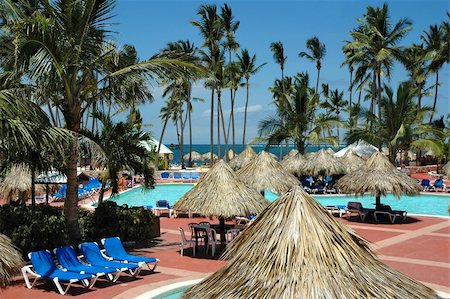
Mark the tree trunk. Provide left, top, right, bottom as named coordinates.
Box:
left=64, top=135, right=81, bottom=243
left=179, top=110, right=185, bottom=169
left=217, top=87, right=221, bottom=160
left=429, top=70, right=439, bottom=123
left=355, top=89, right=362, bottom=128
left=218, top=89, right=229, bottom=162
left=232, top=88, right=236, bottom=156
left=242, top=78, right=250, bottom=145
left=47, top=101, right=58, bottom=127
left=188, top=99, right=193, bottom=167
left=30, top=164, right=36, bottom=207
left=296, top=139, right=305, bottom=155
left=98, top=181, right=106, bottom=204
left=348, top=67, right=353, bottom=132
left=210, top=87, right=215, bottom=165
left=157, top=117, right=169, bottom=156
left=370, top=67, right=377, bottom=131
left=315, top=66, right=320, bottom=94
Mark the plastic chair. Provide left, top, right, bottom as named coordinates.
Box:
left=205, top=228, right=221, bottom=256
left=225, top=229, right=240, bottom=245
left=178, top=227, right=196, bottom=256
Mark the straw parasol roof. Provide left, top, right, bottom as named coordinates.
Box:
left=183, top=151, right=203, bottom=161
left=340, top=150, right=365, bottom=173
left=442, top=161, right=450, bottom=176
left=173, top=160, right=269, bottom=218
left=223, top=149, right=235, bottom=160
left=0, top=234, right=24, bottom=287
left=228, top=146, right=257, bottom=170
left=298, top=149, right=346, bottom=177
left=337, top=152, right=421, bottom=208
left=201, top=152, right=218, bottom=160
left=0, top=164, right=31, bottom=203
left=326, top=148, right=335, bottom=155
left=182, top=186, right=436, bottom=299
left=236, top=151, right=298, bottom=195
left=281, top=153, right=307, bottom=175
left=287, top=149, right=299, bottom=157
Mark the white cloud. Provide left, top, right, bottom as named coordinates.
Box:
left=234, top=104, right=264, bottom=113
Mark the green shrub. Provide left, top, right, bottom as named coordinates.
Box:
left=0, top=201, right=157, bottom=255
left=0, top=204, right=68, bottom=255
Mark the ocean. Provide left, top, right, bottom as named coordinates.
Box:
left=166, top=144, right=345, bottom=164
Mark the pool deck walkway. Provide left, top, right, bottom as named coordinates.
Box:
left=2, top=214, right=449, bottom=298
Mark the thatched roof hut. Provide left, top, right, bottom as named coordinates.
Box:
left=183, top=151, right=203, bottom=161
left=0, top=234, right=24, bottom=287
left=281, top=153, right=306, bottom=175
left=182, top=186, right=436, bottom=299
left=173, top=160, right=269, bottom=218
left=236, top=151, right=298, bottom=195
left=298, top=149, right=346, bottom=177
left=0, top=164, right=31, bottom=203
left=340, top=150, right=365, bottom=173
left=228, top=146, right=257, bottom=170
left=337, top=152, right=421, bottom=209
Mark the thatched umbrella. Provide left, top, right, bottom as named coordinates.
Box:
left=236, top=151, right=298, bottom=195
left=326, top=148, right=335, bottom=155
left=223, top=149, right=235, bottom=160
left=183, top=151, right=203, bottom=161
left=442, top=161, right=450, bottom=177
left=340, top=150, right=365, bottom=173
left=337, top=152, right=421, bottom=209
left=287, top=149, right=299, bottom=158
left=298, top=149, right=346, bottom=177
left=281, top=153, right=306, bottom=175
left=228, top=146, right=256, bottom=170
left=201, top=152, right=218, bottom=161
left=0, top=164, right=31, bottom=203
left=182, top=186, right=436, bottom=299
left=0, top=234, right=24, bottom=287
left=173, top=160, right=269, bottom=231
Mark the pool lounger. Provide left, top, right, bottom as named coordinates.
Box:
left=22, top=250, right=96, bottom=295
left=101, top=237, right=159, bottom=272
left=54, top=246, right=122, bottom=282
left=79, top=242, right=142, bottom=277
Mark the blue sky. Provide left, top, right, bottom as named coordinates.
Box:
left=113, top=0, right=449, bottom=144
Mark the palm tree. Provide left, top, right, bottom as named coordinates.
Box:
left=259, top=73, right=338, bottom=154
left=347, top=82, right=443, bottom=164
left=81, top=111, right=154, bottom=204
left=7, top=0, right=199, bottom=241
left=237, top=49, right=266, bottom=146
left=347, top=4, right=411, bottom=131
left=192, top=4, right=224, bottom=164
left=398, top=44, right=430, bottom=114
left=270, top=41, right=288, bottom=156
left=323, top=89, right=348, bottom=141
left=220, top=4, right=240, bottom=158
left=224, top=61, right=243, bottom=155
left=421, top=24, right=448, bottom=123
left=299, top=36, right=326, bottom=93
left=342, top=46, right=356, bottom=131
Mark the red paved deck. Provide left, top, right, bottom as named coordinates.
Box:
left=1, top=214, right=449, bottom=298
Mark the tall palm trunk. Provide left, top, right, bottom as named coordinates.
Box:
left=188, top=101, right=193, bottom=167
left=47, top=101, right=57, bottom=127
left=348, top=67, right=353, bottom=132
left=315, top=65, right=320, bottom=94
left=377, top=67, right=383, bottom=150
left=64, top=124, right=81, bottom=243
left=429, top=71, right=439, bottom=123
left=157, top=117, right=169, bottom=156
left=217, top=87, right=221, bottom=159
left=98, top=181, right=106, bottom=204
left=355, top=88, right=362, bottom=128
left=218, top=89, right=229, bottom=161
left=281, top=66, right=287, bottom=158
left=210, top=86, right=215, bottom=165
left=242, top=78, right=250, bottom=145
left=30, top=163, right=36, bottom=207
left=179, top=110, right=185, bottom=169
left=370, top=65, right=377, bottom=130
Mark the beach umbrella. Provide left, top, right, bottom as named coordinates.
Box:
left=183, top=151, right=203, bottom=161
left=442, top=161, right=450, bottom=177
left=173, top=160, right=269, bottom=219
left=339, top=150, right=365, bottom=173
left=228, top=146, right=256, bottom=170
left=281, top=153, right=307, bottom=175
left=0, top=164, right=32, bottom=203
left=286, top=149, right=299, bottom=158
left=182, top=186, right=436, bottom=299
left=223, top=149, right=235, bottom=160
left=298, top=149, right=346, bottom=177
left=335, top=139, right=378, bottom=158
left=337, top=151, right=421, bottom=209
left=201, top=152, right=218, bottom=160
left=326, top=148, right=335, bottom=155
left=0, top=234, right=24, bottom=287
left=236, top=151, right=298, bottom=195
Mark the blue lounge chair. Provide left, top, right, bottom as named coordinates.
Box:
left=181, top=172, right=191, bottom=182
left=191, top=172, right=200, bottom=181
left=160, top=172, right=170, bottom=181
left=101, top=237, right=159, bottom=272
left=54, top=246, right=121, bottom=282
left=421, top=179, right=431, bottom=191
left=79, top=242, right=141, bottom=277
left=429, top=178, right=445, bottom=192
left=22, top=250, right=96, bottom=295
left=173, top=172, right=182, bottom=182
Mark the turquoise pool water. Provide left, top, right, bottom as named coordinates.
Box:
left=151, top=286, right=188, bottom=299
left=103, top=184, right=450, bottom=217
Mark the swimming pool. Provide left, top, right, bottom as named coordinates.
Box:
left=103, top=184, right=450, bottom=217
